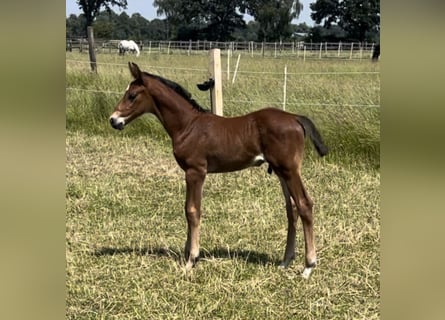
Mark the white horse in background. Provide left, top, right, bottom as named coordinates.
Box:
left=118, top=40, right=140, bottom=57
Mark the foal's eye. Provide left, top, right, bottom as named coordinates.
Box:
left=128, top=92, right=137, bottom=101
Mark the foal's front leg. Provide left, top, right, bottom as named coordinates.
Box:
left=184, top=168, right=206, bottom=271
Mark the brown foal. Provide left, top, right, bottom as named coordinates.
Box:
left=110, top=62, right=328, bottom=278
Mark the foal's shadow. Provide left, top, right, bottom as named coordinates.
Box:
left=93, top=246, right=277, bottom=266
left=201, top=248, right=276, bottom=266
left=93, top=246, right=181, bottom=262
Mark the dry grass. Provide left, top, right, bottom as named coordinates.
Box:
left=66, top=52, right=379, bottom=319
left=66, top=133, right=379, bottom=319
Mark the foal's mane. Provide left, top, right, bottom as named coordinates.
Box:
left=144, top=72, right=209, bottom=113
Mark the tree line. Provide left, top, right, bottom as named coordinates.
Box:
left=67, top=0, right=379, bottom=43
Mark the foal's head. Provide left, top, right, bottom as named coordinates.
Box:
left=109, top=62, right=156, bottom=130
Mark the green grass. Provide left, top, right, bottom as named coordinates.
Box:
left=66, top=52, right=380, bottom=319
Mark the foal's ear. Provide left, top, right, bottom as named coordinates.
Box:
left=128, top=62, right=142, bottom=80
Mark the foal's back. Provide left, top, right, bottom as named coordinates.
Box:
left=181, top=107, right=305, bottom=173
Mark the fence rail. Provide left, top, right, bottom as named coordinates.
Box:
left=66, top=39, right=376, bottom=60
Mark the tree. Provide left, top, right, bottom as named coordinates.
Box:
left=153, top=0, right=202, bottom=39
left=154, top=0, right=245, bottom=41
left=310, top=0, right=379, bottom=42
left=310, top=0, right=341, bottom=28
left=76, top=0, right=128, bottom=71
left=115, top=12, right=132, bottom=39
left=66, top=10, right=172, bottom=41
left=240, top=0, right=303, bottom=41
left=202, top=1, right=246, bottom=41
left=94, top=11, right=117, bottom=39
left=154, top=0, right=303, bottom=41
left=307, top=24, right=346, bottom=42
left=294, top=22, right=311, bottom=34
left=76, top=0, right=128, bottom=28
left=232, top=20, right=260, bottom=41
left=341, top=0, right=379, bottom=42
left=128, top=13, right=151, bottom=40
left=66, top=14, right=86, bottom=38
left=148, top=19, right=170, bottom=40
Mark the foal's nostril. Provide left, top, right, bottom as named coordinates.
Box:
left=110, top=117, right=124, bottom=130
left=110, top=117, right=119, bottom=129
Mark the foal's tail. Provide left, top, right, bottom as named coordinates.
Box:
left=296, top=115, right=329, bottom=157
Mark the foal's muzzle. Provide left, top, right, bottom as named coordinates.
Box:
left=109, top=117, right=125, bottom=130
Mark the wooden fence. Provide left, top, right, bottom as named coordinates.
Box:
left=66, top=39, right=376, bottom=60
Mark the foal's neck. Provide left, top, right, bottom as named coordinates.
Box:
left=151, top=86, right=198, bottom=140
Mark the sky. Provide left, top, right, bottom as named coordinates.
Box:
left=66, top=0, right=316, bottom=26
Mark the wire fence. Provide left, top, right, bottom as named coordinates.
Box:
left=65, top=59, right=379, bottom=77
left=66, top=59, right=380, bottom=110
left=65, top=87, right=380, bottom=109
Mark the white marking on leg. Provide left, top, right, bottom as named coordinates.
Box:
left=252, top=153, right=265, bottom=166
left=185, top=261, right=194, bottom=272
left=302, top=258, right=316, bottom=279
left=302, top=267, right=314, bottom=279
left=254, top=154, right=264, bottom=162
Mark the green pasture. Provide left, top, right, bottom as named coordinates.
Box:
left=66, top=51, right=380, bottom=319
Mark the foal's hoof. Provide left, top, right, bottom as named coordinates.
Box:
left=278, top=256, right=294, bottom=269
left=185, top=261, right=194, bottom=272
left=184, top=255, right=199, bottom=272
left=302, top=266, right=314, bottom=279
left=302, top=260, right=317, bottom=279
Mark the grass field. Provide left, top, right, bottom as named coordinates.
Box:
left=66, top=51, right=380, bottom=319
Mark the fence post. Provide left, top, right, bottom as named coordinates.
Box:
left=350, top=42, right=354, bottom=59
left=227, top=49, right=231, bottom=81
left=87, top=27, right=97, bottom=73
left=209, top=49, right=223, bottom=116
left=283, top=65, right=287, bottom=111
left=232, top=54, right=241, bottom=84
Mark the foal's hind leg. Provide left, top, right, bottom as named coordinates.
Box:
left=278, top=177, right=299, bottom=268
left=184, top=168, right=206, bottom=271
left=283, top=171, right=317, bottom=278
